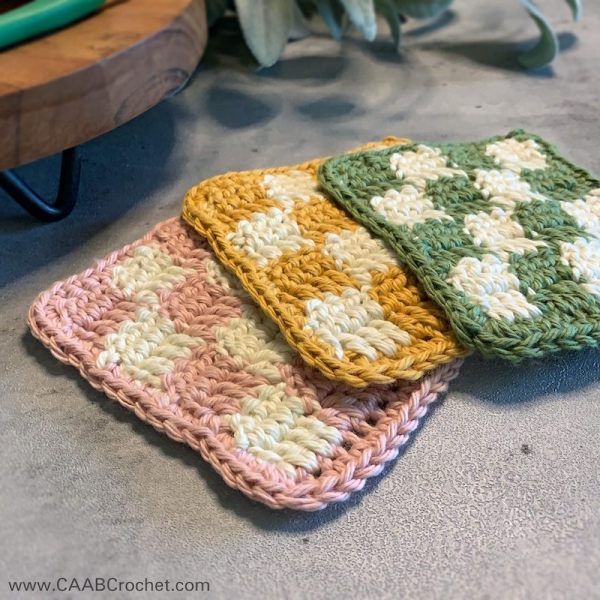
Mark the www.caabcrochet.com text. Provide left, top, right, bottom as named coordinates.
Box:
left=7, top=577, right=210, bottom=594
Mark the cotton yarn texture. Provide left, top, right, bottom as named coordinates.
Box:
left=28, top=218, right=463, bottom=511
left=319, top=130, right=600, bottom=361
left=182, top=141, right=466, bottom=388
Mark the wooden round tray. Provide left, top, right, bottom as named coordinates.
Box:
left=0, top=0, right=207, bottom=170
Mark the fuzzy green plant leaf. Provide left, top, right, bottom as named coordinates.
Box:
left=340, top=0, right=377, bottom=41
left=394, top=0, right=452, bottom=19
left=290, top=2, right=312, bottom=39
left=565, top=0, right=582, bottom=20
left=206, top=0, right=229, bottom=27
left=518, top=0, right=558, bottom=69
left=314, top=0, right=345, bottom=40
left=375, top=0, right=401, bottom=50
left=234, top=0, right=294, bottom=67
left=208, top=0, right=582, bottom=70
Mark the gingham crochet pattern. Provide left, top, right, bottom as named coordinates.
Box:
left=28, top=218, right=463, bottom=511
left=182, top=140, right=466, bottom=388
left=318, top=130, right=600, bottom=361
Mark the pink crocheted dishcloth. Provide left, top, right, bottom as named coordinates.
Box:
left=28, top=218, right=462, bottom=510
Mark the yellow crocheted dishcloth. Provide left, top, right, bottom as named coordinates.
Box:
left=182, top=140, right=467, bottom=387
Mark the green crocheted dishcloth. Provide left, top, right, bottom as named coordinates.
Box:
left=318, top=130, right=600, bottom=361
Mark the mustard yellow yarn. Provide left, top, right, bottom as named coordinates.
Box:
left=182, top=140, right=467, bottom=387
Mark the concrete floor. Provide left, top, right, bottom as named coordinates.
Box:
left=1, top=1, right=599, bottom=598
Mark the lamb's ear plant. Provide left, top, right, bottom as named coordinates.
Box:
left=206, top=0, right=582, bottom=69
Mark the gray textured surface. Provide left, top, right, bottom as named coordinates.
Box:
left=1, top=1, right=599, bottom=598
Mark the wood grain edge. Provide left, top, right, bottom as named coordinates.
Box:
left=0, top=0, right=207, bottom=170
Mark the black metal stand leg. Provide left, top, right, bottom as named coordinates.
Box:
left=0, top=147, right=81, bottom=222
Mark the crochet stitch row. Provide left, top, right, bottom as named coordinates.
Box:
left=318, top=130, right=600, bottom=361
left=28, top=218, right=463, bottom=511
left=182, top=140, right=466, bottom=388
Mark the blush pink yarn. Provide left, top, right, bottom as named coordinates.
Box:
left=28, top=218, right=462, bottom=511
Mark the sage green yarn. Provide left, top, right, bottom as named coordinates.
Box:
left=318, top=130, right=600, bottom=361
